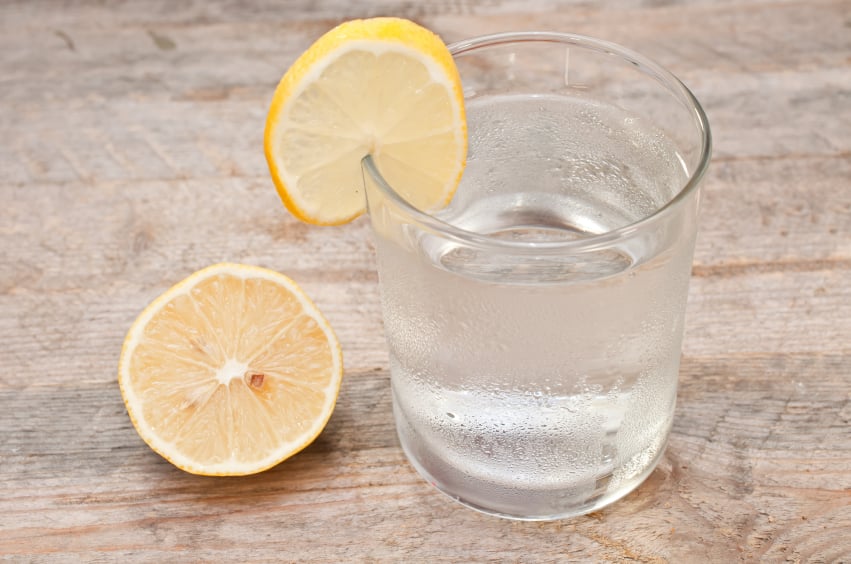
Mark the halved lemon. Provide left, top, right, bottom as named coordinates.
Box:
left=264, top=17, right=467, bottom=225
left=118, top=263, right=343, bottom=476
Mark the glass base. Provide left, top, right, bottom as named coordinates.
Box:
left=395, top=412, right=668, bottom=521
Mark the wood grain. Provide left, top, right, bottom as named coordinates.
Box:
left=1, top=0, right=849, bottom=562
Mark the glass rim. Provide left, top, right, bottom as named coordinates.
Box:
left=363, top=30, right=712, bottom=253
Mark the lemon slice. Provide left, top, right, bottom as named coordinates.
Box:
left=264, top=17, right=467, bottom=225
left=118, top=263, right=343, bottom=476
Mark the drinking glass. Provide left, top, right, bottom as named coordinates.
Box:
left=362, top=32, right=711, bottom=520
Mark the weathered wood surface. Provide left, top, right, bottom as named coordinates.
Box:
left=1, top=0, right=849, bottom=561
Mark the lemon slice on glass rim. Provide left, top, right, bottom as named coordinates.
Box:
left=264, top=17, right=467, bottom=225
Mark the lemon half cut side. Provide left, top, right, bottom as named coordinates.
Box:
left=118, top=263, right=343, bottom=476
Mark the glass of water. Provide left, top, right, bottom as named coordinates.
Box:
left=362, top=32, right=711, bottom=520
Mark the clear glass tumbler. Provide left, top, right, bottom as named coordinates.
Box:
left=363, top=32, right=711, bottom=520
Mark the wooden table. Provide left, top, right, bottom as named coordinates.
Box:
left=2, top=1, right=849, bottom=561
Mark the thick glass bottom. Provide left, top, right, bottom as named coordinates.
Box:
left=394, top=399, right=669, bottom=521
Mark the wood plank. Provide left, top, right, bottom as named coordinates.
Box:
left=1, top=0, right=830, bottom=30
left=3, top=264, right=848, bottom=388
left=3, top=154, right=848, bottom=388
left=1, top=3, right=848, bottom=173
left=3, top=155, right=848, bottom=287
left=4, top=77, right=848, bottom=186
left=1, top=353, right=848, bottom=561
